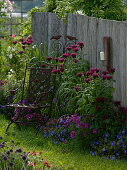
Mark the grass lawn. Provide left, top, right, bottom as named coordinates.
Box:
left=0, top=113, right=127, bottom=170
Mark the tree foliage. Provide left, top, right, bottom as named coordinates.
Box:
left=42, top=0, right=127, bottom=21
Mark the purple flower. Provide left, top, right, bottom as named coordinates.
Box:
left=70, top=130, right=76, bottom=138
left=18, top=51, right=24, bottom=54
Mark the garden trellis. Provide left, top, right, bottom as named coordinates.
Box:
left=0, top=0, right=33, bottom=37
left=32, top=12, right=127, bottom=107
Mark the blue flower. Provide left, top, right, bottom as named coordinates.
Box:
left=123, top=150, right=127, bottom=154
left=122, top=144, right=126, bottom=148
left=116, top=135, right=122, bottom=140
left=50, top=130, right=55, bottom=136
left=54, top=140, right=59, bottom=144
left=110, top=141, right=115, bottom=146
left=104, top=134, right=109, bottom=138
left=90, top=151, right=95, bottom=156
left=111, top=156, right=116, bottom=160
left=115, top=153, right=119, bottom=156
left=94, top=141, right=100, bottom=145
left=104, top=138, right=108, bottom=142
left=60, top=138, right=65, bottom=142
left=121, top=129, right=126, bottom=135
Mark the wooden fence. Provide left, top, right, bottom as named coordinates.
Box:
left=32, top=12, right=127, bottom=106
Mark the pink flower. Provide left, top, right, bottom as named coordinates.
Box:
left=71, top=53, right=77, bottom=57
left=76, top=72, right=83, bottom=77
left=84, top=78, right=91, bottom=83
left=70, top=130, right=76, bottom=138
left=59, top=58, right=65, bottom=63
left=66, top=47, right=72, bottom=50
left=78, top=123, right=89, bottom=129
left=46, top=57, right=53, bottom=61
left=77, top=41, right=84, bottom=48
left=11, top=34, right=16, bottom=38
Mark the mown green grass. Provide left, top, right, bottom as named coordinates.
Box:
left=0, top=113, right=127, bottom=170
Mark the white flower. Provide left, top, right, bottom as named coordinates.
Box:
left=7, top=46, right=11, bottom=51
left=9, top=54, right=13, bottom=59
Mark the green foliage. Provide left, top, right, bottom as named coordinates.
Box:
left=42, top=0, right=127, bottom=21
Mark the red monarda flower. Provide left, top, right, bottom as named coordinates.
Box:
left=20, top=38, right=24, bottom=41
left=62, top=53, right=70, bottom=58
left=12, top=41, right=17, bottom=45
left=59, top=64, right=63, bottom=67
left=77, top=41, right=84, bottom=48
left=73, top=48, right=79, bottom=52
left=102, top=71, right=109, bottom=75
left=22, top=46, right=25, bottom=49
left=76, top=72, right=83, bottom=77
left=92, top=73, right=99, bottom=78
left=85, top=70, right=94, bottom=76
left=108, top=68, right=115, bottom=73
left=40, top=64, right=47, bottom=68
left=66, top=47, right=72, bottom=50
left=54, top=58, right=59, bottom=62
left=96, top=97, right=105, bottom=102
left=90, top=68, right=100, bottom=72
left=71, top=44, right=78, bottom=48
left=21, top=41, right=27, bottom=45
left=46, top=57, right=53, bottom=61
left=84, top=78, right=91, bottom=83
left=71, top=53, right=77, bottom=57
left=59, top=68, right=64, bottom=72
left=73, top=86, right=80, bottom=91
left=102, top=75, right=107, bottom=80
left=73, top=59, right=79, bottom=63
left=51, top=69, right=59, bottom=74
left=106, top=75, right=112, bottom=80
left=59, top=58, right=65, bottom=63
left=114, top=101, right=121, bottom=105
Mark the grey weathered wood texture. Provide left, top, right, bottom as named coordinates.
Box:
left=32, top=12, right=127, bottom=106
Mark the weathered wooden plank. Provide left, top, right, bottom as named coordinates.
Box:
left=32, top=12, right=48, bottom=46
left=76, top=14, right=89, bottom=61
left=47, top=13, right=67, bottom=54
